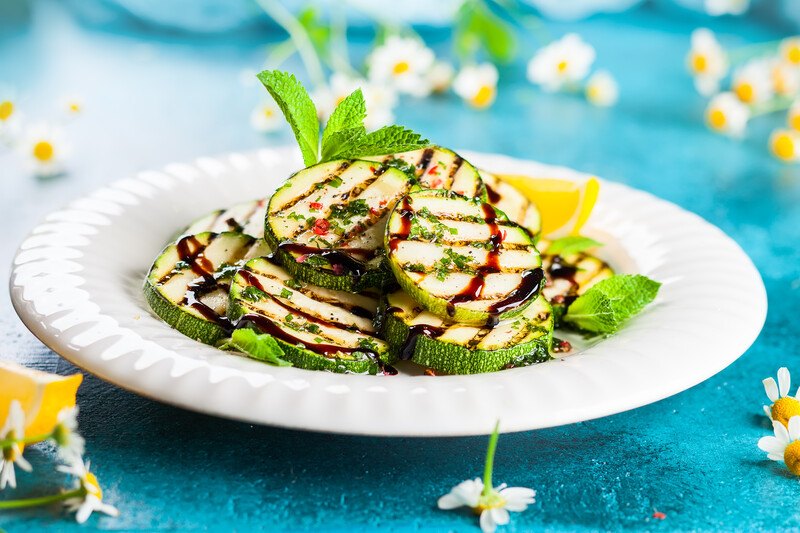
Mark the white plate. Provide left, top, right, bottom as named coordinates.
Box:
left=9, top=148, right=766, bottom=436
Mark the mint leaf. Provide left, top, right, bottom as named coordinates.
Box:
left=220, top=329, right=293, bottom=367
left=328, top=125, right=429, bottom=160
left=257, top=70, right=319, bottom=166
left=564, top=275, right=661, bottom=334
left=547, top=236, right=603, bottom=257
left=321, top=89, right=367, bottom=161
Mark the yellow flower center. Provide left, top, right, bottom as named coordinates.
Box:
left=32, top=141, right=55, bottom=162
left=772, top=396, right=800, bottom=424
left=734, top=82, right=754, bottom=103
left=393, top=61, right=410, bottom=75
left=790, top=113, right=800, bottom=132
left=784, top=440, right=800, bottom=475
left=787, top=44, right=800, bottom=65
left=692, top=54, right=708, bottom=74
left=68, top=102, right=81, bottom=114
left=708, top=108, right=727, bottom=130
left=470, top=85, right=495, bottom=108
left=263, top=107, right=274, bottom=119
left=85, top=472, right=103, bottom=499
left=474, top=492, right=506, bottom=513
left=557, top=60, right=568, bottom=73
left=0, top=100, right=13, bottom=121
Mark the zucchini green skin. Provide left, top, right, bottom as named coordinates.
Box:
left=144, top=278, right=228, bottom=344
left=228, top=257, right=394, bottom=375
left=380, top=292, right=553, bottom=375
left=264, top=159, right=413, bottom=292
left=363, top=146, right=488, bottom=201
left=175, top=198, right=269, bottom=242
left=385, top=189, right=543, bottom=326
left=479, top=170, right=542, bottom=237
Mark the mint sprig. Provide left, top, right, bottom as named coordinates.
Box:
left=257, top=69, right=429, bottom=165
left=220, top=328, right=293, bottom=367
left=563, top=274, right=661, bottom=334
left=546, top=236, right=603, bottom=257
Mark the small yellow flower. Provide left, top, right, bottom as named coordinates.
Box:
left=453, top=64, right=499, bottom=109
left=585, top=70, right=619, bottom=107
left=687, top=29, right=728, bottom=96
left=527, top=33, right=596, bottom=92
left=732, top=59, right=774, bottom=104
left=759, top=416, right=800, bottom=476
left=780, top=37, right=800, bottom=66
left=249, top=101, right=282, bottom=133
left=788, top=100, right=800, bottom=132
left=705, top=92, right=749, bottom=137
left=769, top=129, right=800, bottom=163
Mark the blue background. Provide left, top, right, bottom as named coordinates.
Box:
left=1, top=1, right=800, bottom=531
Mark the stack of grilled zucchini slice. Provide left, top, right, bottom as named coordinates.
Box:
left=143, top=147, right=612, bottom=375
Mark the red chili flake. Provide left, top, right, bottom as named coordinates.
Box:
left=369, top=207, right=380, bottom=217
left=310, top=202, right=323, bottom=211
left=369, top=166, right=376, bottom=172
left=430, top=178, right=443, bottom=188
left=559, top=339, right=572, bottom=352
left=312, top=218, right=330, bottom=235
left=332, top=263, right=346, bottom=276
left=652, top=511, right=666, bottom=520
left=379, top=199, right=388, bottom=207
left=427, top=166, right=439, bottom=175
left=296, top=254, right=308, bottom=263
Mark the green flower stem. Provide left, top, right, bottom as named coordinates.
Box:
left=329, top=9, right=359, bottom=78
left=728, top=40, right=781, bottom=65
left=481, top=421, right=500, bottom=497
left=255, top=0, right=326, bottom=88
left=0, top=487, right=84, bottom=510
left=0, top=431, right=53, bottom=449
left=751, top=96, right=794, bottom=117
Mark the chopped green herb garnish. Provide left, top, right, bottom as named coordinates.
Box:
left=279, top=288, right=293, bottom=299
left=358, top=337, right=379, bottom=351
left=329, top=199, right=370, bottom=225
left=407, top=263, right=426, bottom=273
left=304, top=323, right=321, bottom=334
left=284, top=278, right=303, bottom=290
left=288, top=212, right=306, bottom=221
left=174, top=260, right=190, bottom=271
left=241, top=286, right=267, bottom=302
left=214, top=263, right=239, bottom=280
left=329, top=175, right=344, bottom=188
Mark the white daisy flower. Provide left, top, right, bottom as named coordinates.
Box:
left=428, top=61, right=455, bottom=94
left=704, top=0, right=750, bottom=16
left=769, top=129, right=800, bottom=163
left=772, top=61, right=800, bottom=98
left=527, top=33, right=596, bottom=92
left=687, top=29, right=729, bottom=96
left=367, top=36, right=435, bottom=97
left=780, top=37, right=800, bottom=67
left=0, top=400, right=33, bottom=490
left=585, top=70, right=619, bottom=107
left=732, top=59, right=774, bottom=104
left=453, top=63, right=499, bottom=109
left=788, top=100, right=800, bottom=132
left=250, top=101, right=282, bottom=133
left=52, top=407, right=85, bottom=463
left=58, top=460, right=119, bottom=524
left=19, top=122, right=69, bottom=178
left=313, top=73, right=397, bottom=130
left=705, top=92, right=750, bottom=137
left=762, top=367, right=800, bottom=422
left=0, top=87, right=22, bottom=143
left=758, top=416, right=800, bottom=475
left=61, top=96, right=83, bottom=116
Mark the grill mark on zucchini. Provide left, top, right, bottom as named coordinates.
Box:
left=446, top=156, right=464, bottom=190
left=278, top=160, right=352, bottom=213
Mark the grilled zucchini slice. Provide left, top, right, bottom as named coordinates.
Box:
left=364, top=146, right=486, bottom=199
left=479, top=170, right=542, bottom=236
left=381, top=291, right=553, bottom=375
left=538, top=238, right=614, bottom=325
left=228, top=257, right=394, bottom=375
left=385, top=189, right=544, bottom=326
left=181, top=198, right=268, bottom=239
left=265, top=160, right=413, bottom=292
left=144, top=232, right=272, bottom=345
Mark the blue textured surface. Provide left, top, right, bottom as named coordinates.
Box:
left=1, top=1, right=799, bottom=531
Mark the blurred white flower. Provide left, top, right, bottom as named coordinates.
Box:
left=58, top=459, right=119, bottom=524
left=453, top=63, right=499, bottom=109
left=0, top=401, right=32, bottom=490
left=770, top=129, right=800, bottom=163
left=0, top=88, right=21, bottom=143
left=687, top=29, right=728, bottom=96
left=704, top=0, right=750, bottom=16
left=250, top=101, right=282, bottom=133
left=428, top=61, right=455, bottom=94
left=527, top=33, right=596, bottom=92
left=771, top=61, right=800, bottom=97
left=585, top=70, right=619, bottom=107
left=61, top=96, right=83, bottom=116
left=52, top=407, right=85, bottom=463
left=780, top=37, right=800, bottom=67
left=732, top=59, right=774, bottom=104
left=19, top=123, right=68, bottom=178
left=313, top=73, right=397, bottom=130
left=705, top=92, right=749, bottom=137
left=367, top=36, right=435, bottom=97
left=788, top=100, right=800, bottom=132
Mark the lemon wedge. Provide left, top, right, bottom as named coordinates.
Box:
left=0, top=360, right=82, bottom=438
left=495, top=174, right=600, bottom=237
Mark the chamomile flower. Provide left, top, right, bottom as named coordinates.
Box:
left=437, top=423, right=535, bottom=533
left=19, top=123, right=68, bottom=177
left=769, top=129, right=800, bottom=163
left=788, top=100, right=800, bottom=132
left=780, top=37, right=800, bottom=67
left=52, top=407, right=85, bottom=463
left=527, top=33, right=596, bottom=92
left=732, top=59, right=774, bottom=104
left=0, top=88, right=21, bottom=143
left=704, top=0, right=750, bottom=16
left=705, top=92, right=750, bottom=137
left=367, top=36, right=435, bottom=97
left=771, top=61, right=800, bottom=97
left=762, top=367, right=800, bottom=422
left=0, top=400, right=33, bottom=490
left=585, top=70, right=619, bottom=107
left=250, top=101, right=282, bottom=133
left=453, top=63, right=499, bottom=109
left=313, top=73, right=397, bottom=130
left=62, top=96, right=83, bottom=116
left=428, top=61, right=455, bottom=94
left=58, top=460, right=119, bottom=524
left=687, top=29, right=728, bottom=96
left=758, top=416, right=800, bottom=475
